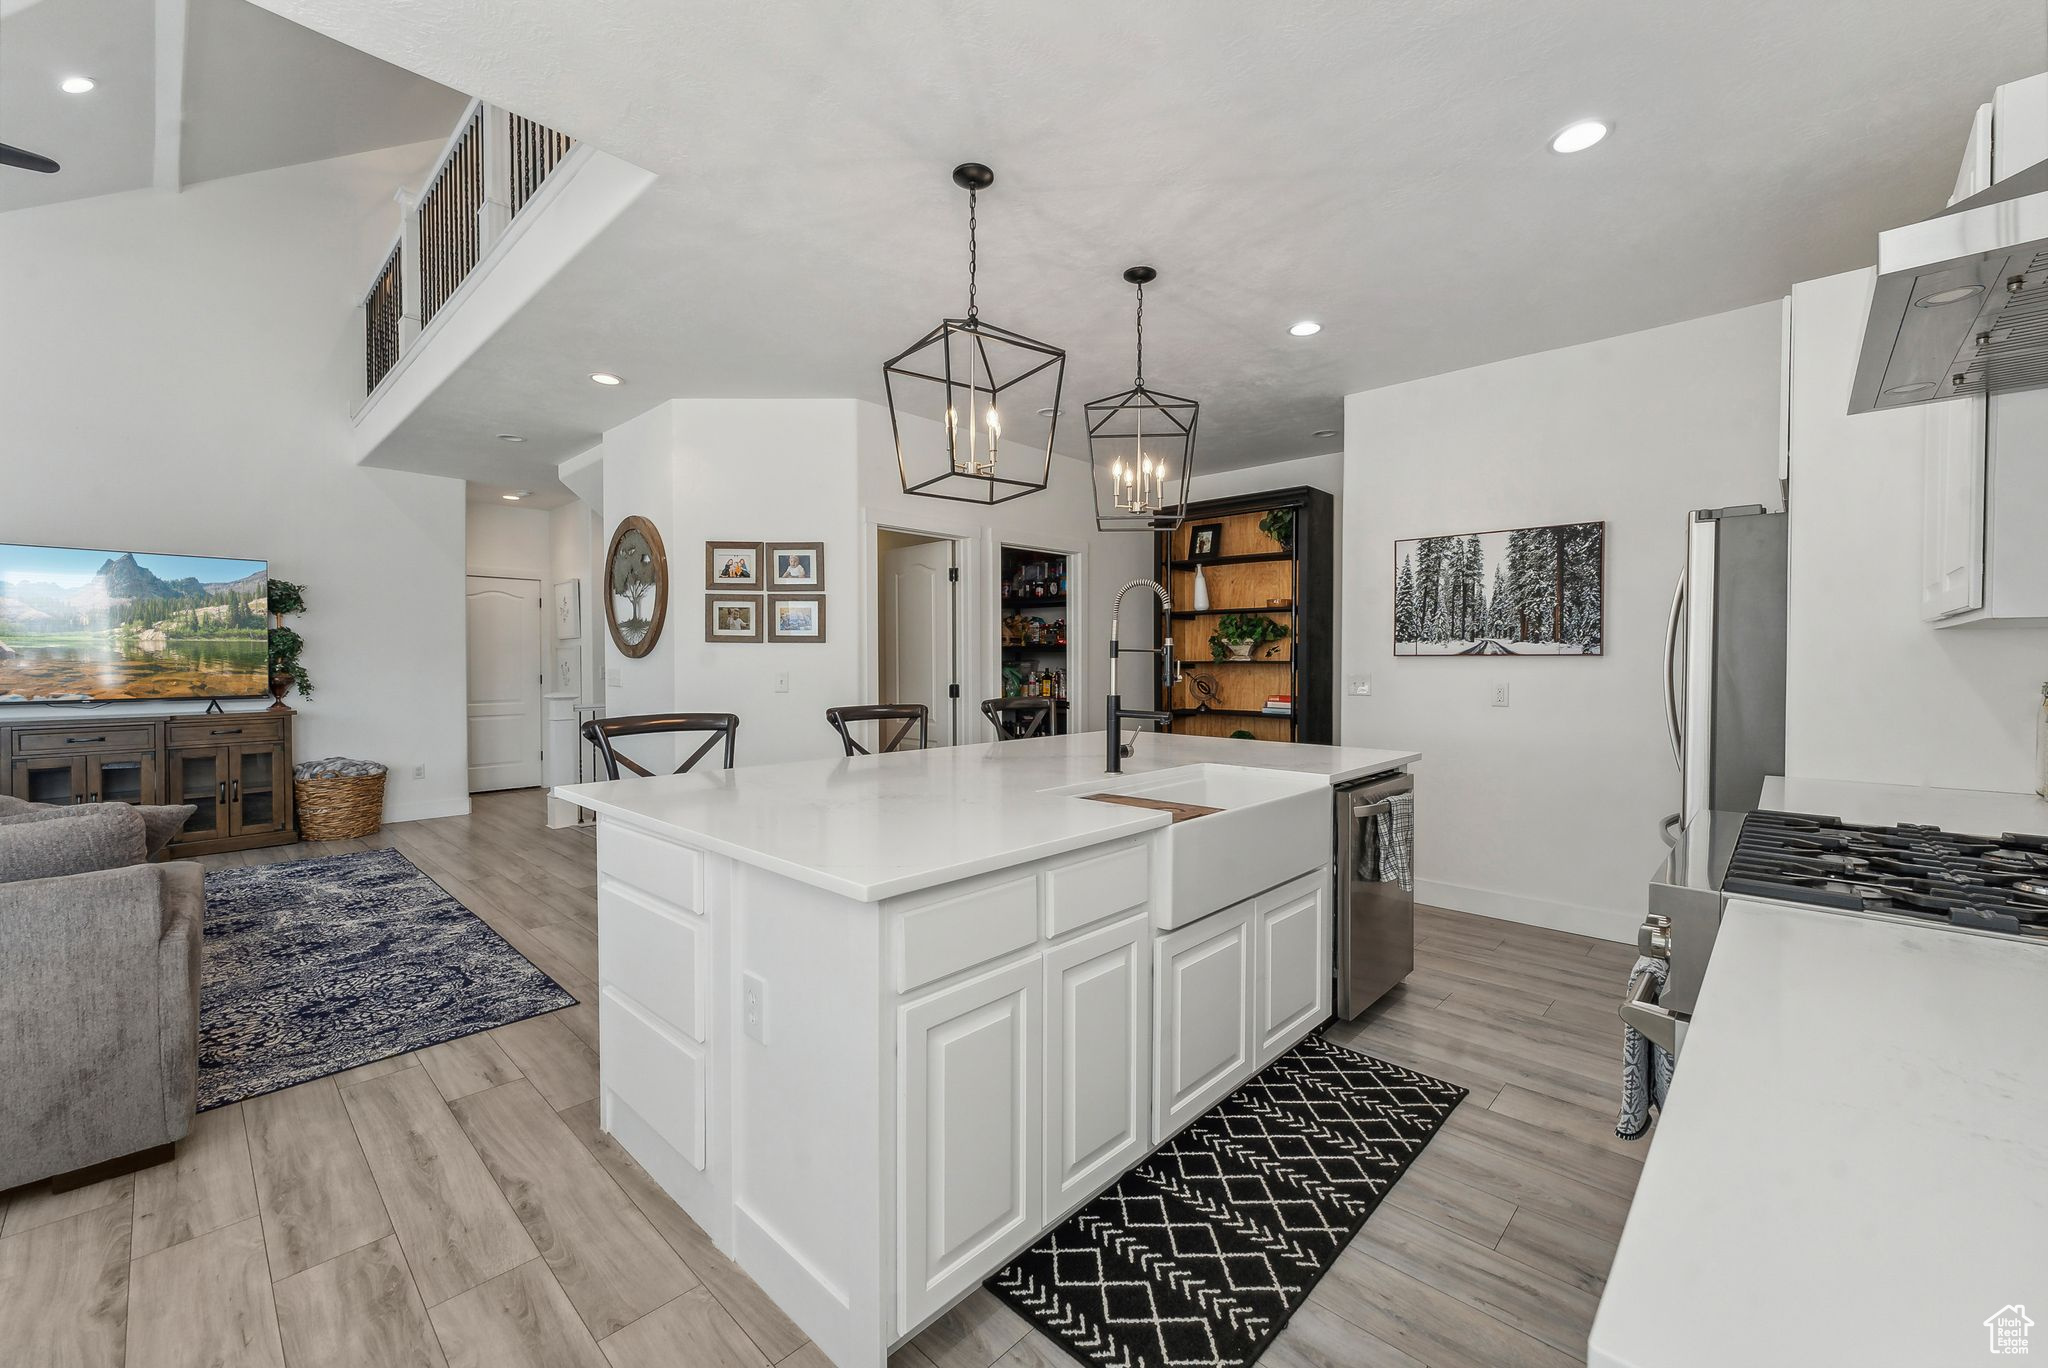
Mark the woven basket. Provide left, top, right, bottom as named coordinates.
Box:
left=295, top=771, right=386, bottom=841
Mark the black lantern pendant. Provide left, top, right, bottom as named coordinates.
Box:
left=883, top=164, right=1065, bottom=505
left=1086, top=266, right=1198, bottom=532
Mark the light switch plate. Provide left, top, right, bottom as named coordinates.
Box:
left=742, top=971, right=768, bottom=1044
left=773, top=671, right=790, bottom=694
left=1348, top=675, right=1371, bottom=696
left=1492, top=682, right=1510, bottom=707
left=606, top=666, right=623, bottom=687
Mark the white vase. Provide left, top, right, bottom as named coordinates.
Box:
left=1192, top=564, right=1210, bottom=612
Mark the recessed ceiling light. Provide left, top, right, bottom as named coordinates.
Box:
left=496, top=433, right=526, bottom=442
left=59, top=75, right=96, bottom=94
left=1288, top=321, right=1322, bottom=337
left=1036, top=407, right=1063, bottom=418
left=1550, top=119, right=1609, bottom=154
left=1913, top=286, right=1982, bottom=308
left=1312, top=429, right=1339, bottom=438
left=589, top=372, right=623, bottom=386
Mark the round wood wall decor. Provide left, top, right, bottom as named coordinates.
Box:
left=605, top=515, right=670, bottom=658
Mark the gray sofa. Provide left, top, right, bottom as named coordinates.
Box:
left=0, top=796, right=203, bottom=1190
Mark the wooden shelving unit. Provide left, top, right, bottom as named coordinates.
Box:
left=1155, top=487, right=1334, bottom=744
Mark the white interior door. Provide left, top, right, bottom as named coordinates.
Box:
left=879, top=538, right=958, bottom=746
left=466, top=575, right=544, bottom=792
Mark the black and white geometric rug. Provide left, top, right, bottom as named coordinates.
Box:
left=198, top=848, right=577, bottom=1109
left=988, top=1034, right=1464, bottom=1368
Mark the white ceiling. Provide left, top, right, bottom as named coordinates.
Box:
left=0, top=0, right=466, bottom=213
left=65, top=1, right=2048, bottom=476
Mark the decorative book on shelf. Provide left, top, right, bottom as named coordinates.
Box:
left=1156, top=486, right=1334, bottom=744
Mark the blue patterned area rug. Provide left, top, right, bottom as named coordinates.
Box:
left=198, top=847, right=577, bottom=1110
left=988, top=1035, right=1465, bottom=1368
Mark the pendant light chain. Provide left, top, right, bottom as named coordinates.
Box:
left=1133, top=279, right=1145, bottom=388
left=966, top=187, right=979, bottom=323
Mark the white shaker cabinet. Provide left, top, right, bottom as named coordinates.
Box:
left=1042, top=913, right=1151, bottom=1221
left=897, top=956, right=1042, bottom=1330
left=1152, top=900, right=1256, bottom=1143
left=1254, top=873, right=1333, bottom=1067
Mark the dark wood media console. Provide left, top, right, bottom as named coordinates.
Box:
left=1, top=709, right=297, bottom=856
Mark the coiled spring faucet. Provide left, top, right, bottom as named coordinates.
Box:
left=1106, top=579, right=1179, bottom=772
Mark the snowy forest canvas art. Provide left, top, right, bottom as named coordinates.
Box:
left=1394, top=522, right=1603, bottom=656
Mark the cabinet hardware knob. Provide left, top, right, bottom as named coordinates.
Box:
left=66, top=736, right=106, bottom=744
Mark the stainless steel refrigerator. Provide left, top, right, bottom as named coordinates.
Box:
left=1661, top=505, right=1788, bottom=839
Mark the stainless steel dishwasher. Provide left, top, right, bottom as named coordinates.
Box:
left=1335, top=770, right=1415, bottom=1017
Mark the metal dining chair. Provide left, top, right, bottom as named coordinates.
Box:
left=983, top=696, right=1066, bottom=740
left=825, top=704, right=928, bottom=756
left=582, top=713, right=740, bottom=777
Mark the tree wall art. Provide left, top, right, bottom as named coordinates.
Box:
left=1394, top=521, right=1603, bottom=656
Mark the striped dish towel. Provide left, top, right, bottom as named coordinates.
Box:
left=1615, top=956, right=1676, bottom=1140
left=1376, top=792, right=1414, bottom=893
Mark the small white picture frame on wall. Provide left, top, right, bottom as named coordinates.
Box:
left=553, top=579, right=583, bottom=641
left=552, top=646, right=582, bottom=696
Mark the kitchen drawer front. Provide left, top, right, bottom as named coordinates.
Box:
left=598, top=881, right=708, bottom=1043
left=13, top=725, right=157, bottom=756
left=1043, top=842, right=1149, bottom=939
left=600, top=821, right=704, bottom=913
left=895, top=873, right=1038, bottom=994
left=165, top=717, right=283, bottom=748
left=601, top=987, right=707, bottom=1171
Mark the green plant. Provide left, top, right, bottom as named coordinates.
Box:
left=1258, top=507, right=1293, bottom=550
left=1208, top=611, right=1289, bottom=661
left=267, top=578, right=314, bottom=699
left=1229, top=729, right=1256, bottom=740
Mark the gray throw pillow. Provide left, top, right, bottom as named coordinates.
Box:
left=0, top=802, right=195, bottom=858
left=0, top=804, right=149, bottom=883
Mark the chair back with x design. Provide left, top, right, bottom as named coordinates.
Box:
left=825, top=704, right=928, bottom=756
left=582, top=713, right=739, bottom=778
left=982, top=696, right=1066, bottom=740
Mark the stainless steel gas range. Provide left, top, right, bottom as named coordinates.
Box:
left=1630, top=805, right=2048, bottom=1054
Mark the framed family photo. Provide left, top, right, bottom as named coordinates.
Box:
left=768, top=594, right=828, bottom=643
left=706, top=541, right=762, bottom=588
left=705, top=595, right=764, bottom=642
left=1188, top=522, right=1225, bottom=561
left=769, top=542, right=824, bottom=589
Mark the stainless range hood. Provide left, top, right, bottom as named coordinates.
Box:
left=1850, top=157, right=2048, bottom=413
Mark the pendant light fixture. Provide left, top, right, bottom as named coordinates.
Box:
left=1086, top=266, right=1198, bottom=532
left=883, top=164, right=1064, bottom=505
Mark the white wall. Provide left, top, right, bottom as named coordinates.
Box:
left=1343, top=302, right=1784, bottom=940
left=1785, top=268, right=2048, bottom=793
left=0, top=144, right=471, bottom=822
left=592, top=397, right=1154, bottom=768
left=466, top=502, right=551, bottom=579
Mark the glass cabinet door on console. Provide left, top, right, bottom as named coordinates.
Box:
left=230, top=743, right=288, bottom=837
left=168, top=748, right=228, bottom=842
left=86, top=753, right=160, bottom=807
left=9, top=756, right=84, bottom=807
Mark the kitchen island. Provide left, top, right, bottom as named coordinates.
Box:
left=554, top=731, right=1418, bottom=1368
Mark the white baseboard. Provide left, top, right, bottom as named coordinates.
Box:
left=1414, top=878, right=1635, bottom=944
left=383, top=796, right=472, bottom=825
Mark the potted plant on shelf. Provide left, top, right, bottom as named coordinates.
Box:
left=1258, top=506, right=1294, bottom=551
left=266, top=578, right=314, bottom=711
left=1209, top=611, right=1289, bottom=661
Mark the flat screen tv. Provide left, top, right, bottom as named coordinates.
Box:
left=0, top=543, right=270, bottom=703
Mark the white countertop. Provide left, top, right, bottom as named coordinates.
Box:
left=1762, top=774, right=2048, bottom=838
left=1589, top=899, right=2048, bottom=1368
left=553, top=731, right=1418, bottom=902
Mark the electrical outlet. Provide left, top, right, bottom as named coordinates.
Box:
left=1349, top=674, right=1372, bottom=697
left=606, top=666, right=623, bottom=688
left=742, top=971, right=768, bottom=1044
left=1492, top=683, right=1510, bottom=708
left=412, top=764, right=425, bottom=780
left=773, top=671, right=790, bottom=694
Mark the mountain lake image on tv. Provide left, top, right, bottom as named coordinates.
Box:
left=0, top=544, right=270, bottom=702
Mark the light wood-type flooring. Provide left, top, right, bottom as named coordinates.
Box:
left=0, top=788, right=1650, bottom=1368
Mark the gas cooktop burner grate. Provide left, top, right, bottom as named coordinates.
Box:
left=1724, top=810, right=2048, bottom=937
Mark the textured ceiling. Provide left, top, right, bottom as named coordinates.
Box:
left=243, top=1, right=2048, bottom=473
left=0, top=0, right=465, bottom=212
